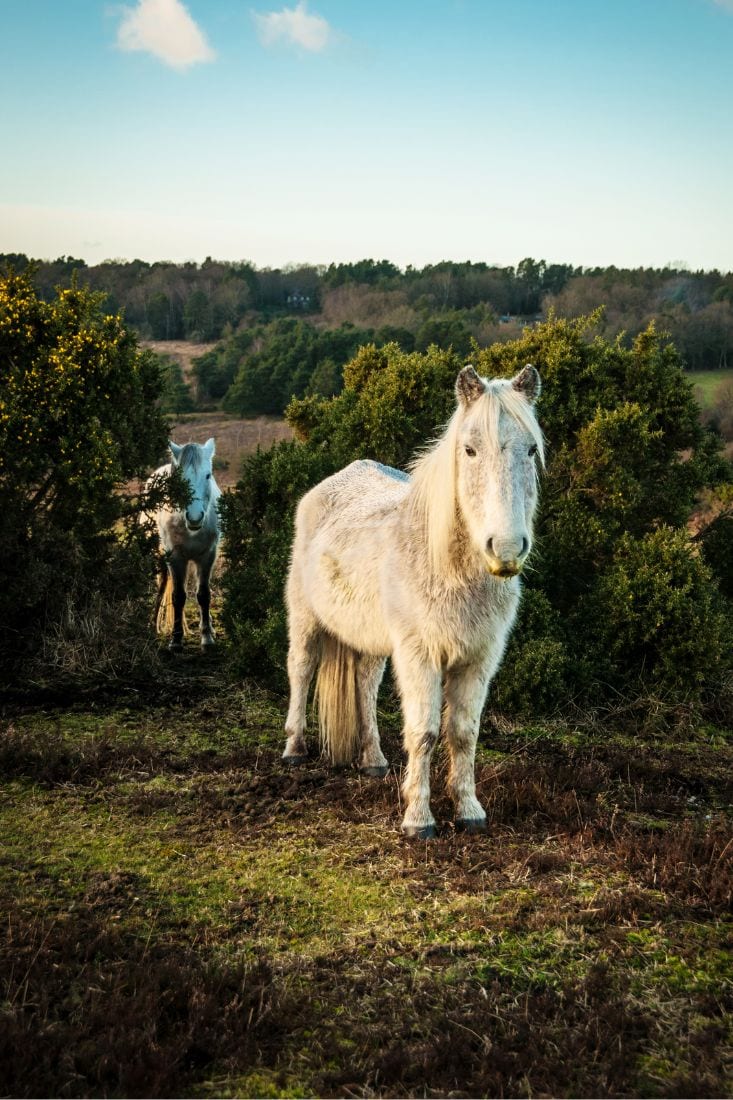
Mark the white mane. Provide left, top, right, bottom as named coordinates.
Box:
left=408, top=379, right=545, bottom=579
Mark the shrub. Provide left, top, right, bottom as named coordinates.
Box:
left=583, top=527, right=731, bottom=695
left=287, top=342, right=460, bottom=468
left=492, top=591, right=571, bottom=716
left=0, top=269, right=170, bottom=681
left=223, top=315, right=733, bottom=715
left=220, top=442, right=337, bottom=682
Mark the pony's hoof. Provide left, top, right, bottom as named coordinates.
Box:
left=168, top=640, right=183, bottom=653
left=282, top=754, right=308, bottom=767
left=402, top=823, right=437, bottom=840
left=360, top=765, right=389, bottom=778
left=455, top=817, right=487, bottom=834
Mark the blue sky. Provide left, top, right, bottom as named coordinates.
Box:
left=1, top=0, right=732, bottom=270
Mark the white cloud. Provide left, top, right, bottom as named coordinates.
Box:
left=712, top=0, right=733, bottom=11
left=117, top=0, right=215, bottom=70
left=253, top=2, right=332, bottom=52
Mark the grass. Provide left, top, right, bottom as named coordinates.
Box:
left=1, top=654, right=731, bottom=1098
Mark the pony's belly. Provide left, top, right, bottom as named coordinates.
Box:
left=307, top=552, right=391, bottom=656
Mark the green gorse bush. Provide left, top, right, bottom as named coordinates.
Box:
left=222, top=315, right=733, bottom=716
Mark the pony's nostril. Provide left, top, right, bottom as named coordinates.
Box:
left=520, top=536, right=529, bottom=557
left=486, top=538, right=494, bottom=557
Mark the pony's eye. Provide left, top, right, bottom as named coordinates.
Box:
left=206, top=473, right=211, bottom=479
left=464, top=445, right=477, bottom=457
left=528, top=444, right=538, bottom=457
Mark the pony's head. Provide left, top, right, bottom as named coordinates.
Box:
left=410, top=365, right=544, bottom=580
left=169, top=437, right=216, bottom=532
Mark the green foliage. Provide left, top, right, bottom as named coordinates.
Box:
left=492, top=591, right=571, bottom=715
left=0, top=270, right=170, bottom=675
left=585, top=527, right=731, bottom=694
left=6, top=253, right=733, bottom=374
left=224, top=314, right=733, bottom=713
left=193, top=331, right=254, bottom=401
left=220, top=442, right=337, bottom=681
left=288, top=342, right=460, bottom=468
left=478, top=317, right=732, bottom=709
left=322, top=258, right=401, bottom=287
left=221, top=319, right=375, bottom=417
left=414, top=314, right=473, bottom=358
left=157, top=354, right=195, bottom=414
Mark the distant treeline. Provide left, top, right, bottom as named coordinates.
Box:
left=4, top=253, right=733, bottom=415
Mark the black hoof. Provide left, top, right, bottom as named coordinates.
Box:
left=402, top=823, right=437, bottom=840
left=360, top=765, right=389, bottom=778
left=455, top=817, right=487, bottom=834
left=168, top=641, right=183, bottom=653
left=282, top=754, right=308, bottom=767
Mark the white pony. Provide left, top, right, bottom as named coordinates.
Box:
left=283, top=365, right=544, bottom=838
left=148, top=438, right=221, bottom=651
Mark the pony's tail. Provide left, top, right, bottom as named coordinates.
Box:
left=314, top=634, right=360, bottom=766
left=154, top=561, right=191, bottom=637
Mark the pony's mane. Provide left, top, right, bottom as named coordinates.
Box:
left=408, top=380, right=544, bottom=579
left=179, top=442, right=206, bottom=471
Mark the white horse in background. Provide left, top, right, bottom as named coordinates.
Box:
left=148, top=438, right=221, bottom=651
left=283, top=365, right=544, bottom=838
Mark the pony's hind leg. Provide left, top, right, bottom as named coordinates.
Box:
left=168, top=556, right=187, bottom=652
left=283, top=610, right=320, bottom=765
left=357, top=656, right=388, bottom=777
left=443, top=661, right=491, bottom=833
left=392, top=643, right=442, bottom=838
left=196, top=549, right=217, bottom=647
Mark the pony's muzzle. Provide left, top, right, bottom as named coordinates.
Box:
left=485, top=536, right=529, bottom=577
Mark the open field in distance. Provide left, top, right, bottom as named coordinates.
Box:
left=686, top=368, right=733, bottom=406
left=166, top=412, right=293, bottom=489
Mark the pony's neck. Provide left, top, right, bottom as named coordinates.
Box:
left=407, top=419, right=482, bottom=586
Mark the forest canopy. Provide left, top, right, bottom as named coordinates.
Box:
left=5, top=253, right=733, bottom=419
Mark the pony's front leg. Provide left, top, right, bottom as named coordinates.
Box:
left=168, top=556, right=187, bottom=652
left=196, top=550, right=217, bottom=648
left=392, top=645, right=442, bottom=838
left=357, top=656, right=388, bottom=777
left=443, top=661, right=491, bottom=833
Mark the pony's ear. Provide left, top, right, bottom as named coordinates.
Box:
left=203, top=437, right=216, bottom=459
left=169, top=441, right=183, bottom=465
left=511, top=364, right=541, bottom=404
left=456, top=365, right=486, bottom=406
